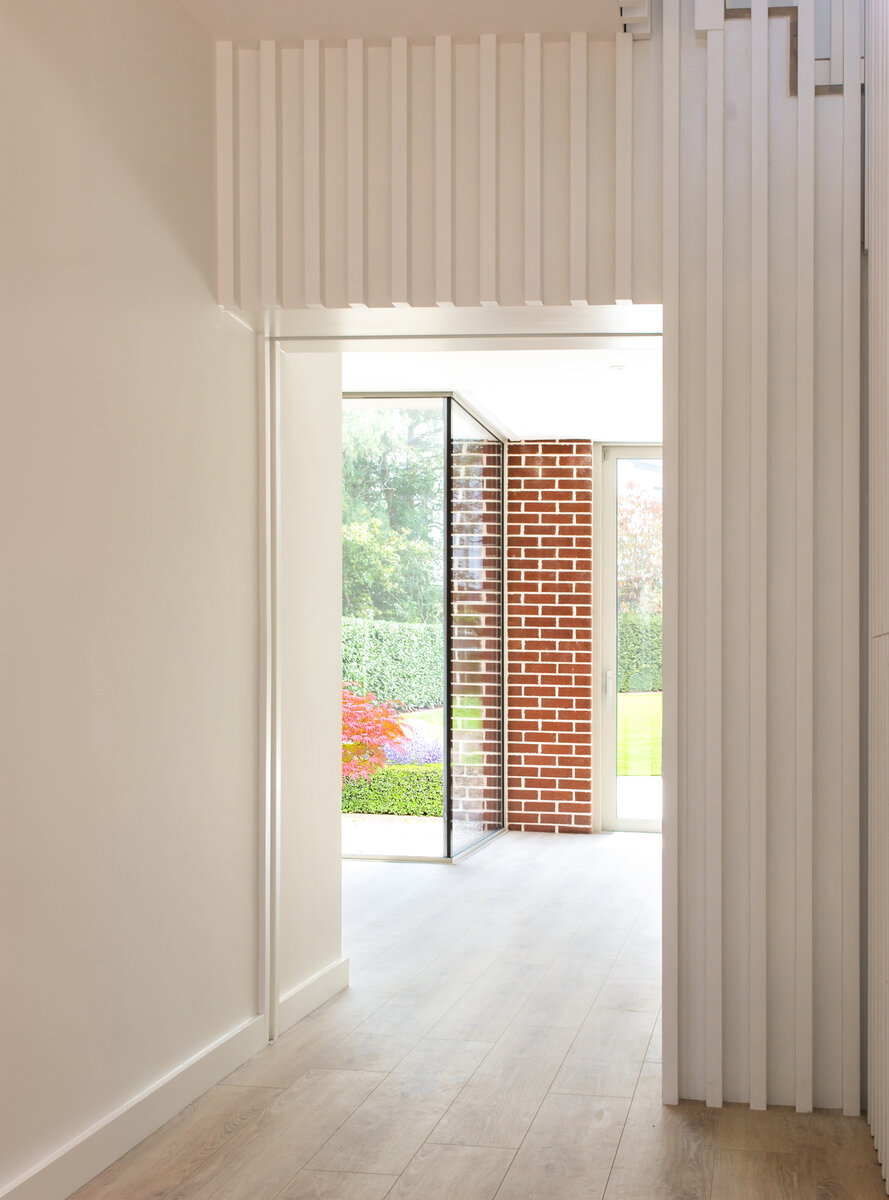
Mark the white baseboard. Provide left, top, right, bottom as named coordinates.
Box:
left=1, top=1014, right=268, bottom=1200
left=275, top=957, right=350, bottom=1037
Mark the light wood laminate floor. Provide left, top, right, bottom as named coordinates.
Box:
left=70, top=832, right=886, bottom=1200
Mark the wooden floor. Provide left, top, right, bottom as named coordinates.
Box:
left=71, top=832, right=886, bottom=1200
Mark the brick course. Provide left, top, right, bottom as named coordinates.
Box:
left=506, top=441, right=594, bottom=832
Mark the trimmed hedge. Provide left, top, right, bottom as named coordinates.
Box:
left=617, top=612, right=662, bottom=693
left=343, top=617, right=444, bottom=711
left=342, top=764, right=444, bottom=816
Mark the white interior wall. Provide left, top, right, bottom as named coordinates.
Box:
left=274, top=351, right=348, bottom=1033
left=0, top=3, right=262, bottom=1197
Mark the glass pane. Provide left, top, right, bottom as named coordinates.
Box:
left=449, top=402, right=504, bottom=855
left=341, top=398, right=446, bottom=858
left=616, top=456, right=663, bottom=823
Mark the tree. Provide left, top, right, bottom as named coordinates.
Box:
left=342, top=688, right=408, bottom=780
left=342, top=408, right=444, bottom=623
left=342, top=519, right=442, bottom=623
left=617, top=481, right=663, bottom=614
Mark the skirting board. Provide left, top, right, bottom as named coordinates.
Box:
left=1, top=1014, right=268, bottom=1200
left=276, top=956, right=351, bottom=1036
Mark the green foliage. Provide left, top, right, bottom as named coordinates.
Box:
left=342, top=519, right=442, bottom=624
left=343, top=408, right=444, bottom=623
left=343, top=617, right=444, bottom=712
left=342, top=764, right=444, bottom=816
left=617, top=612, right=662, bottom=693
left=617, top=691, right=663, bottom=775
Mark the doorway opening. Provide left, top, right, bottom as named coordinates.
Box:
left=337, top=346, right=662, bottom=853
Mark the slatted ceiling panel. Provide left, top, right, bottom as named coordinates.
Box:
left=389, top=37, right=408, bottom=308
left=434, top=36, right=454, bottom=306
left=454, top=40, right=480, bottom=309
left=479, top=34, right=498, bottom=306
left=216, top=42, right=235, bottom=306
left=259, top=41, right=278, bottom=309
left=410, top=40, right=435, bottom=308
left=323, top=44, right=347, bottom=309
left=497, top=38, right=525, bottom=308
left=588, top=39, right=616, bottom=305
left=280, top=47, right=305, bottom=309
left=523, top=32, right=542, bottom=306
left=346, top=39, right=365, bottom=307
left=219, top=32, right=638, bottom=309
left=366, top=44, right=391, bottom=310
left=542, top=38, right=570, bottom=308
left=614, top=30, right=633, bottom=303
left=237, top=46, right=261, bottom=311
left=302, top=40, right=322, bottom=307
left=569, top=32, right=588, bottom=306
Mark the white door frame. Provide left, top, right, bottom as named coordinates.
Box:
left=259, top=306, right=676, bottom=1100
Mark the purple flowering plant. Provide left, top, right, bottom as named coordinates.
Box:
left=385, top=722, right=443, bottom=765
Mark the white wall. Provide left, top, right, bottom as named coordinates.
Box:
left=0, top=3, right=262, bottom=1196
left=275, top=350, right=348, bottom=1032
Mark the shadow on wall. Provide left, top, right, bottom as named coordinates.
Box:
left=6, top=0, right=217, bottom=294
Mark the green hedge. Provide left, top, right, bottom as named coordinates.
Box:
left=342, top=764, right=444, bottom=816
left=343, top=617, right=444, bottom=711
left=618, top=612, right=662, bottom=693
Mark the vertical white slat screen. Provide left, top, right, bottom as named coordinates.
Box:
left=867, top=0, right=889, bottom=1185
left=216, top=33, right=665, bottom=309
left=704, top=20, right=724, bottom=1112
left=794, top=0, right=816, bottom=1119
left=665, top=0, right=862, bottom=1112
left=840, top=0, right=862, bottom=1122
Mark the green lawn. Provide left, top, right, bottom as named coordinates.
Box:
left=617, top=691, right=663, bottom=776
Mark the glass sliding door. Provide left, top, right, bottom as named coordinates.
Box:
left=447, top=399, right=505, bottom=856
left=600, top=446, right=663, bottom=832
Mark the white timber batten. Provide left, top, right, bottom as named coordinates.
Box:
left=867, top=0, right=889, bottom=1174
left=216, top=32, right=660, bottom=309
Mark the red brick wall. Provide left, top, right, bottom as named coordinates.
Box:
left=507, top=441, right=593, bottom=832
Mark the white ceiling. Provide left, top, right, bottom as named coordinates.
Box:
left=342, top=347, right=662, bottom=442
left=179, top=0, right=621, bottom=40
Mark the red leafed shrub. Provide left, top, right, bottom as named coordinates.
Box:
left=342, top=688, right=408, bottom=781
